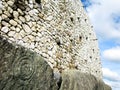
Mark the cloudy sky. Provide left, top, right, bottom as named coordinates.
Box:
left=81, top=0, right=120, bottom=90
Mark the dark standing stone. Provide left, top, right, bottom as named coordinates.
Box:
left=59, top=70, right=111, bottom=90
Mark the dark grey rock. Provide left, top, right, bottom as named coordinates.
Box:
left=0, top=36, right=58, bottom=90
left=60, top=70, right=111, bottom=90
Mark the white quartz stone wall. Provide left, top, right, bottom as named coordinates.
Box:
left=0, top=0, right=102, bottom=79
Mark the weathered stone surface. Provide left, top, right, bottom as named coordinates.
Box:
left=60, top=70, right=111, bottom=90
left=0, top=36, right=58, bottom=90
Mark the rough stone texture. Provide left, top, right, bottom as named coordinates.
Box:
left=0, top=36, right=58, bottom=90
left=60, top=70, right=111, bottom=90
left=0, top=0, right=102, bottom=79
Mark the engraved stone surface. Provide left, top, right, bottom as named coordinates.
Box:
left=0, top=36, right=58, bottom=90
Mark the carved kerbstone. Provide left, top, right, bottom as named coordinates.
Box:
left=0, top=36, right=58, bottom=90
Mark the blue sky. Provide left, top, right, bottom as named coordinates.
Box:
left=81, top=0, right=120, bottom=90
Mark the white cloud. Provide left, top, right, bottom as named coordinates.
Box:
left=86, top=0, right=120, bottom=40
left=104, top=79, right=120, bottom=90
left=102, top=68, right=120, bottom=90
left=102, top=46, right=120, bottom=62
left=102, top=68, right=120, bottom=81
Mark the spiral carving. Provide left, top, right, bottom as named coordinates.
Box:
left=13, top=55, right=35, bottom=81
left=0, top=36, right=58, bottom=90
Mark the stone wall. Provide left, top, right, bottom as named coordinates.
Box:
left=0, top=0, right=102, bottom=79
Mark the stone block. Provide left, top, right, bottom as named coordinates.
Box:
left=0, top=36, right=58, bottom=90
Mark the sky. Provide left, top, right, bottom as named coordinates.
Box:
left=81, top=0, right=120, bottom=90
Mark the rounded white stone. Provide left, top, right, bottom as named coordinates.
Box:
left=41, top=47, right=46, bottom=52
left=39, top=43, right=43, bottom=47
left=29, top=3, right=33, bottom=9
left=10, top=26, right=15, bottom=31
left=35, top=37, right=40, bottom=41
left=8, top=31, right=16, bottom=37
left=19, top=16, right=25, bottom=22
left=38, top=32, right=42, bottom=37
left=14, top=33, right=22, bottom=39
left=29, top=9, right=38, bottom=16
left=38, top=13, right=44, bottom=18
left=4, top=2, right=8, bottom=7
left=22, top=24, right=32, bottom=33
left=46, top=16, right=53, bottom=21
left=25, top=15, right=31, bottom=21
left=1, top=26, right=9, bottom=33
left=13, top=11, right=19, bottom=18
left=27, top=21, right=33, bottom=28
left=19, top=30, right=25, bottom=37
left=32, top=32, right=36, bottom=36
left=48, top=51, right=53, bottom=57
left=2, top=21, right=10, bottom=26
left=16, top=27, right=20, bottom=32
left=17, top=40, right=24, bottom=45
left=29, top=42, right=35, bottom=49
left=4, top=11, right=10, bottom=17
left=31, top=26, right=36, bottom=31
left=23, top=36, right=29, bottom=42
left=47, top=62, right=53, bottom=69
left=7, top=1, right=14, bottom=6
left=17, top=24, right=22, bottom=29
left=24, top=43, right=30, bottom=48
left=32, top=22, right=36, bottom=25
left=2, top=14, right=7, bottom=19
left=9, top=38, right=15, bottom=42
left=34, top=48, right=40, bottom=53
left=17, top=8, right=24, bottom=15
left=14, top=18, right=22, bottom=24
left=9, top=20, right=17, bottom=26
left=8, top=6, right=13, bottom=13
